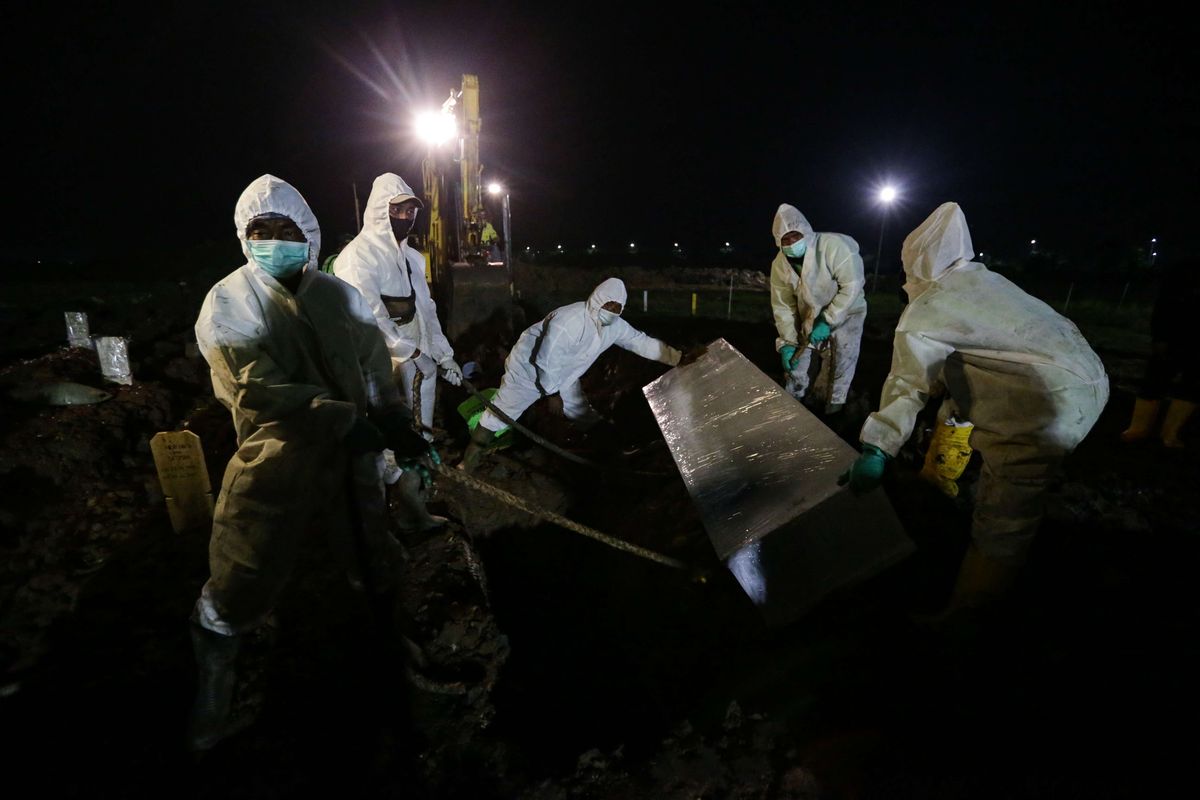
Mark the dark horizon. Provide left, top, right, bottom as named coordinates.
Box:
left=6, top=2, right=1194, bottom=273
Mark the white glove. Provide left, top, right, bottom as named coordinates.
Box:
left=438, top=357, right=463, bottom=386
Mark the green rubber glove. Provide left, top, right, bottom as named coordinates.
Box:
left=809, top=314, right=832, bottom=344
left=837, top=444, right=888, bottom=494
left=780, top=344, right=799, bottom=372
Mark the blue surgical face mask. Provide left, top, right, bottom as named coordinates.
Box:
left=248, top=240, right=309, bottom=278
left=598, top=309, right=620, bottom=327
left=782, top=239, right=807, bottom=259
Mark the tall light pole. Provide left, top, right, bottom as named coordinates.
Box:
left=488, top=182, right=513, bottom=293
left=872, top=185, right=898, bottom=293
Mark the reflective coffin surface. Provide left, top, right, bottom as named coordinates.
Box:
left=644, top=339, right=914, bottom=625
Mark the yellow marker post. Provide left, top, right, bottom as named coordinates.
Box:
left=691, top=292, right=698, bottom=316
left=150, top=430, right=214, bottom=533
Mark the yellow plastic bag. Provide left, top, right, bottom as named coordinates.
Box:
left=919, top=417, right=974, bottom=498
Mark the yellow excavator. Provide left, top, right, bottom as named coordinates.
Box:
left=414, top=74, right=511, bottom=339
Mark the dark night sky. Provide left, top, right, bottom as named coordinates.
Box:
left=6, top=1, right=1195, bottom=271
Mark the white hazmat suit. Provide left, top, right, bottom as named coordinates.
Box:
left=478, top=278, right=681, bottom=432
left=194, top=175, right=403, bottom=635
left=859, top=202, right=1108, bottom=563
left=335, top=173, right=460, bottom=448
left=769, top=204, right=867, bottom=408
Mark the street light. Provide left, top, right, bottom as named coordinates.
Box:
left=872, top=185, right=898, bottom=292
left=487, top=182, right=513, bottom=286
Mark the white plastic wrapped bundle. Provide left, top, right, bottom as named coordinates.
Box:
left=94, top=336, right=133, bottom=385
left=65, top=312, right=92, bottom=349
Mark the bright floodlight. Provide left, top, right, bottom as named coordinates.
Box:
left=415, top=110, right=457, bottom=145
left=487, top=182, right=503, bottom=195
left=879, top=186, right=897, bottom=203
left=1031, top=239, right=1037, bottom=245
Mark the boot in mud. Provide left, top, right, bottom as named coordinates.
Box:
left=393, top=468, right=447, bottom=533
left=186, top=620, right=244, bottom=753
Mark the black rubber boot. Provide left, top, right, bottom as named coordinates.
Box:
left=186, top=621, right=242, bottom=752
left=457, top=424, right=496, bottom=474
left=393, top=469, right=447, bottom=532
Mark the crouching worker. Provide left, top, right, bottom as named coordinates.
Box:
left=188, top=175, right=434, bottom=752
left=459, top=278, right=682, bottom=472
left=840, top=202, right=1108, bottom=619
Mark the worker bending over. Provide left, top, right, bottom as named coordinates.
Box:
left=459, top=278, right=681, bottom=471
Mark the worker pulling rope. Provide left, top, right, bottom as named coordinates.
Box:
left=433, top=461, right=690, bottom=572
left=460, top=377, right=672, bottom=478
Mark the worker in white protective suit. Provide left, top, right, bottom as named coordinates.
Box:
left=459, top=277, right=682, bottom=472
left=336, top=173, right=460, bottom=531
left=769, top=204, right=867, bottom=414
left=840, top=202, right=1109, bottom=615
left=335, top=173, right=462, bottom=470
left=188, top=175, right=434, bottom=752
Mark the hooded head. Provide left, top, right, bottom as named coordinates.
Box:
left=587, top=278, right=628, bottom=327
left=364, top=172, right=424, bottom=245
left=772, top=204, right=814, bottom=248
left=901, top=202, right=975, bottom=301
left=234, top=175, right=321, bottom=272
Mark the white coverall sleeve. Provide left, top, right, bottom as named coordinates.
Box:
left=613, top=319, right=681, bottom=365
left=345, top=287, right=405, bottom=413
left=859, top=329, right=954, bottom=457
left=341, top=258, right=418, bottom=361
left=409, top=251, right=453, bottom=362
left=197, top=293, right=357, bottom=442
left=770, top=264, right=800, bottom=350
left=821, top=244, right=866, bottom=328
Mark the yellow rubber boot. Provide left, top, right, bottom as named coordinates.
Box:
left=919, top=417, right=974, bottom=498
left=1160, top=398, right=1197, bottom=449
left=1120, top=397, right=1161, bottom=443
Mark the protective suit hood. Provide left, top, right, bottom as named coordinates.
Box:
left=365, top=172, right=421, bottom=247
left=902, top=202, right=975, bottom=300
left=234, top=175, right=321, bottom=272
left=772, top=204, right=814, bottom=247
left=586, top=278, right=628, bottom=323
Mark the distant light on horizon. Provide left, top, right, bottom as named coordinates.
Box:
left=1031, top=239, right=1037, bottom=245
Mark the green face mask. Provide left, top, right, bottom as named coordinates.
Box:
left=249, top=240, right=309, bottom=278
left=782, top=239, right=807, bottom=259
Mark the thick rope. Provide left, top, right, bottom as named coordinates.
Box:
left=435, top=462, right=688, bottom=571
left=461, top=378, right=672, bottom=479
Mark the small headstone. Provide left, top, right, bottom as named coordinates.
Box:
left=94, top=336, right=133, bottom=385
left=150, top=430, right=213, bottom=533
left=65, top=312, right=93, bottom=349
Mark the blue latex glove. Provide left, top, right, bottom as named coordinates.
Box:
left=780, top=344, right=799, bottom=372
left=809, top=314, right=832, bottom=344
left=838, top=444, right=888, bottom=494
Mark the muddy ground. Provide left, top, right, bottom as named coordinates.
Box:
left=0, top=272, right=1197, bottom=798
